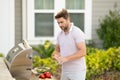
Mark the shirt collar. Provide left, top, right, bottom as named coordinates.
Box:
left=63, top=22, right=74, bottom=35
left=69, top=22, right=74, bottom=32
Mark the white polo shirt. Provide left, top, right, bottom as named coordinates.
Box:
left=57, top=23, right=86, bottom=72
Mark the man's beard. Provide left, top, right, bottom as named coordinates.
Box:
left=63, top=26, right=68, bottom=32
left=63, top=22, right=68, bottom=32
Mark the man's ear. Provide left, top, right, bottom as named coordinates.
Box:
left=67, top=17, right=71, bottom=22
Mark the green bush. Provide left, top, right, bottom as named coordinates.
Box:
left=0, top=53, right=4, bottom=57
left=86, top=47, right=99, bottom=55
left=97, top=7, right=120, bottom=49
left=32, top=40, right=120, bottom=79
left=33, top=55, right=59, bottom=74
left=112, top=47, right=120, bottom=70
left=86, top=47, right=120, bottom=80
left=32, top=40, right=55, bottom=58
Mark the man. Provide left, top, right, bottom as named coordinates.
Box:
left=53, top=9, right=86, bottom=80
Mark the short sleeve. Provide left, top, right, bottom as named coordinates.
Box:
left=73, top=27, right=85, bottom=43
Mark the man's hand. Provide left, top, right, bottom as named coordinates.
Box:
left=53, top=54, right=68, bottom=64
left=52, top=54, right=59, bottom=60
left=58, top=56, right=68, bottom=64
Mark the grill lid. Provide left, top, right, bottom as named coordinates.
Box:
left=6, top=40, right=33, bottom=80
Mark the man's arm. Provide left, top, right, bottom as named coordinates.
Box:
left=59, top=42, right=86, bottom=64
left=52, top=44, right=61, bottom=60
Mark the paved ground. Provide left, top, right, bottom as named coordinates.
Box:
left=0, top=58, right=15, bottom=80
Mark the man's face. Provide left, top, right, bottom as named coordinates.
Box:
left=56, top=17, right=69, bottom=32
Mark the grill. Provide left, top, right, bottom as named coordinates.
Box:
left=5, top=40, right=33, bottom=80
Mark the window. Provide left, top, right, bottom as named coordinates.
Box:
left=35, top=13, right=54, bottom=37
left=25, top=0, right=92, bottom=44
left=66, top=0, right=84, bottom=9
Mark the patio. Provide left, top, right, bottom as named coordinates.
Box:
left=0, top=58, right=15, bottom=80
left=0, top=57, right=57, bottom=80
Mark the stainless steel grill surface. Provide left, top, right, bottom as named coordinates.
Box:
left=6, top=40, right=33, bottom=80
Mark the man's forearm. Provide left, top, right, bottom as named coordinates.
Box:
left=59, top=50, right=86, bottom=64
left=66, top=50, right=86, bottom=61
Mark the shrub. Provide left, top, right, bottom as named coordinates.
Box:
left=86, top=47, right=120, bottom=80
left=0, top=53, right=4, bottom=57
left=33, top=55, right=59, bottom=74
left=32, top=40, right=120, bottom=79
left=86, top=47, right=99, bottom=55
left=97, top=6, right=120, bottom=49
left=32, top=40, right=55, bottom=58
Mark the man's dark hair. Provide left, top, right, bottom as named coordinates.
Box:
left=55, top=9, right=70, bottom=19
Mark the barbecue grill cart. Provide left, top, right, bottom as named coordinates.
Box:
left=5, top=40, right=33, bottom=80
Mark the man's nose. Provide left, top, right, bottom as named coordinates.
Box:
left=59, top=23, right=62, bottom=26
